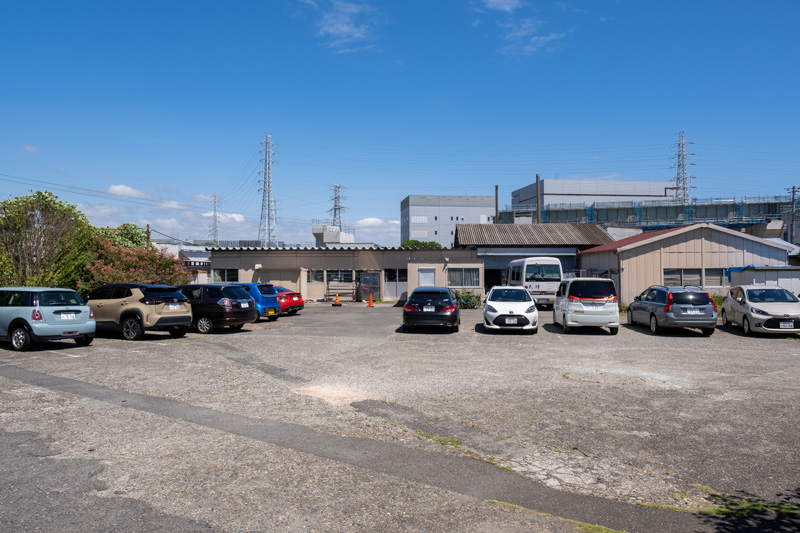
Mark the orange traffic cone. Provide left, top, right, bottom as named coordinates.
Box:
left=332, top=294, right=342, bottom=307
left=368, top=294, right=374, bottom=307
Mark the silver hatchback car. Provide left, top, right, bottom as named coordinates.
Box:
left=627, top=285, right=717, bottom=335
left=721, top=285, right=800, bottom=335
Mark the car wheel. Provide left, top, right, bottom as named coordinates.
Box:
left=702, top=327, right=715, bottom=336
left=649, top=314, right=660, bottom=334
left=743, top=317, right=751, bottom=335
left=267, top=316, right=278, bottom=322
left=721, top=310, right=730, bottom=327
left=10, top=326, right=32, bottom=351
left=562, top=314, right=570, bottom=334
left=609, top=327, right=619, bottom=335
left=75, top=337, right=93, bottom=347
left=552, top=310, right=558, bottom=326
left=627, top=311, right=634, bottom=326
left=122, top=317, right=144, bottom=341
left=452, top=323, right=459, bottom=333
left=230, top=324, right=244, bottom=330
left=169, top=326, right=188, bottom=338
left=196, top=316, right=214, bottom=334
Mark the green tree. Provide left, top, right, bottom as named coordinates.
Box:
left=0, top=191, right=96, bottom=288
left=95, top=223, right=150, bottom=248
left=78, top=237, right=191, bottom=293
left=401, top=239, right=443, bottom=249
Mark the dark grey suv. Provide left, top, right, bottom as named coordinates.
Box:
left=627, top=285, right=717, bottom=335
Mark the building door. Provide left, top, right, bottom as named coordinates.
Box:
left=419, top=268, right=436, bottom=287
left=384, top=269, right=408, bottom=300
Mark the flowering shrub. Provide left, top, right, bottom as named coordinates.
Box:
left=78, top=237, right=191, bottom=293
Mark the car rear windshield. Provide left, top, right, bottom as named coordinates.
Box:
left=672, top=292, right=712, bottom=305
left=409, top=291, right=453, bottom=306
left=746, top=288, right=798, bottom=303
left=141, top=287, right=187, bottom=301
left=222, top=287, right=251, bottom=299
left=38, top=291, right=84, bottom=306
left=489, top=289, right=532, bottom=302
left=257, top=285, right=278, bottom=295
left=568, top=281, right=616, bottom=299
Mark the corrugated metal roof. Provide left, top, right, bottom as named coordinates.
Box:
left=579, top=225, right=689, bottom=254
left=454, top=224, right=613, bottom=247
left=581, top=223, right=795, bottom=255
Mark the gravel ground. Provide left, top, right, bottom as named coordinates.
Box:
left=1, top=302, right=799, bottom=532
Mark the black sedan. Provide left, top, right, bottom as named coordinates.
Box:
left=402, top=287, right=460, bottom=333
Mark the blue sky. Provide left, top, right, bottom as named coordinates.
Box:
left=2, top=1, right=798, bottom=246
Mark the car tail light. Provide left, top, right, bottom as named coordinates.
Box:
left=441, top=305, right=457, bottom=313
left=217, top=298, right=232, bottom=309
left=707, top=292, right=718, bottom=312
left=32, top=309, right=43, bottom=321
left=403, top=305, right=417, bottom=312
left=89, top=309, right=94, bottom=319
left=664, top=291, right=673, bottom=313
left=568, top=295, right=617, bottom=302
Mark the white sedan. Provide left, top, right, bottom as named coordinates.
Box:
left=483, top=286, right=539, bottom=334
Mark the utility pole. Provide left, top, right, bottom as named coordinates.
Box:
left=209, top=194, right=220, bottom=243
left=258, top=133, right=277, bottom=247
left=672, top=131, right=696, bottom=204
left=787, top=186, right=798, bottom=244
left=330, top=183, right=345, bottom=229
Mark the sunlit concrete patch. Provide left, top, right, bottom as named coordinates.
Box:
left=293, top=384, right=372, bottom=406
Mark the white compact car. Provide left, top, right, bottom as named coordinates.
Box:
left=721, top=285, right=800, bottom=335
left=553, top=278, right=620, bottom=335
left=483, top=286, right=539, bottom=334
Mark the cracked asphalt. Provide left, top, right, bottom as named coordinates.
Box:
left=1, top=303, right=799, bottom=532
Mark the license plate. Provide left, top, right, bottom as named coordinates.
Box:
left=423, top=306, right=435, bottom=312
left=685, top=309, right=701, bottom=315
left=267, top=308, right=275, bottom=315
left=61, top=313, right=75, bottom=320
left=780, top=321, right=794, bottom=329
left=292, top=296, right=298, bottom=301
left=241, top=302, right=249, bottom=308
left=168, top=304, right=180, bottom=311
left=505, top=317, right=518, bottom=324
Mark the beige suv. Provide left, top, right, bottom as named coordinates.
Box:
left=85, top=283, right=192, bottom=340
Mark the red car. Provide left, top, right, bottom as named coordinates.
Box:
left=274, top=286, right=304, bottom=315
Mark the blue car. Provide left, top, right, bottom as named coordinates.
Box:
left=0, top=287, right=96, bottom=351
left=232, top=283, right=281, bottom=321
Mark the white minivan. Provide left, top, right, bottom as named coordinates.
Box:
left=553, top=278, right=620, bottom=335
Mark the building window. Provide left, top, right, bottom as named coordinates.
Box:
left=307, top=270, right=324, bottom=283
left=434, top=216, right=437, bottom=221
left=212, top=269, right=238, bottom=282
left=450, top=230, right=454, bottom=235
left=326, top=270, right=353, bottom=283
left=434, top=231, right=437, bottom=235
left=411, top=215, right=428, bottom=223
left=663, top=268, right=702, bottom=287
left=384, top=269, right=408, bottom=283
left=704, top=268, right=727, bottom=287
left=447, top=268, right=480, bottom=288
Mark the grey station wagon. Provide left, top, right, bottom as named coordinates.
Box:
left=628, top=285, right=717, bottom=336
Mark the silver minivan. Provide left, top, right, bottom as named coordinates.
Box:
left=553, top=278, right=620, bottom=335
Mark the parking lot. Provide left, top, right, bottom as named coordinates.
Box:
left=2, top=302, right=799, bottom=532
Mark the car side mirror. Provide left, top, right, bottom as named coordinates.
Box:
left=634, top=296, right=640, bottom=301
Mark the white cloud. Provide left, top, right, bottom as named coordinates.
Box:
left=483, top=0, right=521, bottom=12
left=108, top=184, right=156, bottom=200
left=203, top=211, right=246, bottom=224
left=351, top=217, right=400, bottom=246
left=23, top=144, right=39, bottom=153
left=305, top=0, right=378, bottom=50
left=194, top=193, right=215, bottom=202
